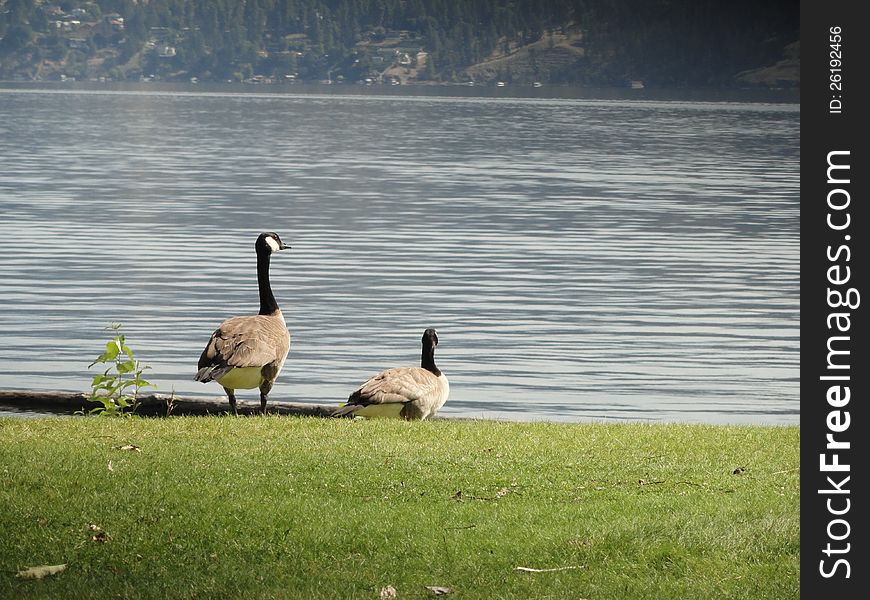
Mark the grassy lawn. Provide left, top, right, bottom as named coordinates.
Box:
left=0, top=417, right=799, bottom=599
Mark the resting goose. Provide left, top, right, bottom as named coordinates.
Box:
left=334, top=328, right=449, bottom=420
left=194, top=232, right=291, bottom=414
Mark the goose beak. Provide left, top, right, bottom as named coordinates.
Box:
left=281, top=243, right=291, bottom=251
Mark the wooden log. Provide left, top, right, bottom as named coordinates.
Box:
left=0, top=389, right=338, bottom=418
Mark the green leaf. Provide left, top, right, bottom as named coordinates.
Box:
left=89, top=353, right=110, bottom=367
left=103, top=341, right=120, bottom=362
left=117, top=360, right=136, bottom=374
left=118, top=381, right=138, bottom=393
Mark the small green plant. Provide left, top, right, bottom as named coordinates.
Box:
left=85, top=323, right=153, bottom=416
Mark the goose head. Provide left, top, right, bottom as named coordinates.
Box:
left=256, top=232, right=291, bottom=255
left=423, top=328, right=439, bottom=348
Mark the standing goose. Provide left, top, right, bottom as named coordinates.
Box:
left=334, top=328, right=449, bottom=420
left=194, top=232, right=291, bottom=415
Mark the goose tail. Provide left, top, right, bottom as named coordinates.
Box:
left=194, top=365, right=232, bottom=383
left=332, top=403, right=360, bottom=418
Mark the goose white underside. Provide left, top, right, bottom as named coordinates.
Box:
left=216, top=366, right=265, bottom=390
left=352, top=402, right=406, bottom=419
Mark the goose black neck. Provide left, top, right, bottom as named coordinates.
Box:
left=421, top=342, right=441, bottom=376
left=257, top=251, right=279, bottom=315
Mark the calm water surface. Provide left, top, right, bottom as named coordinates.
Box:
left=0, top=87, right=799, bottom=423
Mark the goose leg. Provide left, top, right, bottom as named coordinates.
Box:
left=259, top=380, right=273, bottom=415
left=223, top=387, right=238, bottom=416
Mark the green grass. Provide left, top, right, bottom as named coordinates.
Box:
left=0, top=417, right=799, bottom=599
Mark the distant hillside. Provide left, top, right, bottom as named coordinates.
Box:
left=463, top=25, right=587, bottom=85
left=0, top=0, right=799, bottom=88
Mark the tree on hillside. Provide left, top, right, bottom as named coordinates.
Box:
left=0, top=24, right=32, bottom=55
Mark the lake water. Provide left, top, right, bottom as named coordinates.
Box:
left=0, top=85, right=799, bottom=424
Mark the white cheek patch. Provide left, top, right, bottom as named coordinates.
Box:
left=265, top=236, right=281, bottom=253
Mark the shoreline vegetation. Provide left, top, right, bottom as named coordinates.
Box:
left=0, top=417, right=799, bottom=598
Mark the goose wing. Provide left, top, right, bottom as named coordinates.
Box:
left=195, top=314, right=290, bottom=381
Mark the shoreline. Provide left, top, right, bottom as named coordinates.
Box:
left=0, top=79, right=800, bottom=104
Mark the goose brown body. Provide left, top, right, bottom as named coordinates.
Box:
left=194, top=232, right=291, bottom=414
left=195, top=312, right=290, bottom=390
left=334, top=329, right=449, bottom=420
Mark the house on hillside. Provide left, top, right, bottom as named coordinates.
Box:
left=103, top=14, right=125, bottom=32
